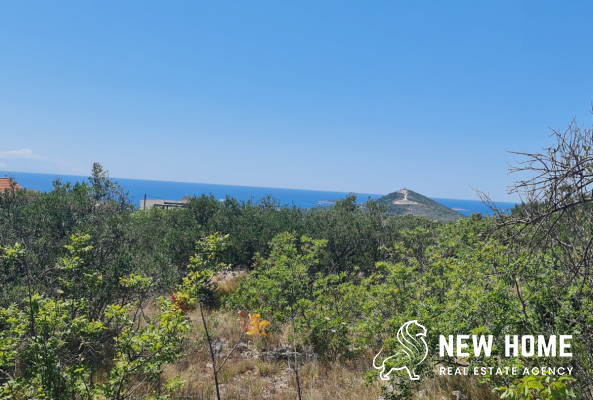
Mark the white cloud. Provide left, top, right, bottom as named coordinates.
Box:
left=0, top=148, right=82, bottom=173
left=0, top=149, right=41, bottom=160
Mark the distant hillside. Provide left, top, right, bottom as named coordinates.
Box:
left=373, top=189, right=463, bottom=222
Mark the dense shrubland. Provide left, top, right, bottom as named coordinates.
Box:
left=1, top=115, right=593, bottom=399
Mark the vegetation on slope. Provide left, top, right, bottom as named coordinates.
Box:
left=373, top=188, right=463, bottom=222
left=2, top=111, right=593, bottom=399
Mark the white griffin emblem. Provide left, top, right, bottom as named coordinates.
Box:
left=373, top=320, right=428, bottom=381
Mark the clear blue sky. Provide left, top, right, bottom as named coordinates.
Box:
left=1, top=1, right=592, bottom=201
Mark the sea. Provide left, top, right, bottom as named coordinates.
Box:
left=1, top=171, right=516, bottom=217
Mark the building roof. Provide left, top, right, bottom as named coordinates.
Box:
left=0, top=178, right=22, bottom=192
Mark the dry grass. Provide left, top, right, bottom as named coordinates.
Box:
left=158, top=308, right=500, bottom=400
left=412, top=374, right=499, bottom=400
left=160, top=308, right=382, bottom=399
left=257, top=360, right=284, bottom=377
left=154, top=274, right=500, bottom=400
left=212, top=271, right=246, bottom=298
left=299, top=361, right=383, bottom=400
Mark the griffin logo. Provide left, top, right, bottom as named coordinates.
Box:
left=373, top=320, right=428, bottom=381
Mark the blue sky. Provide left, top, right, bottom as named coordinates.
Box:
left=1, top=1, right=592, bottom=201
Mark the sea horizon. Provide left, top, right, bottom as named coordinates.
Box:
left=1, top=170, right=516, bottom=216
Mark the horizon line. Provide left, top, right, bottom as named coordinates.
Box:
left=0, top=169, right=518, bottom=205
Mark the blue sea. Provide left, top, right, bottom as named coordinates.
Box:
left=1, top=171, right=516, bottom=216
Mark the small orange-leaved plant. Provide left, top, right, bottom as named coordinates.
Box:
left=238, top=310, right=270, bottom=336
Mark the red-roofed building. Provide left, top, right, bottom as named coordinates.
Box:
left=0, top=178, right=22, bottom=193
